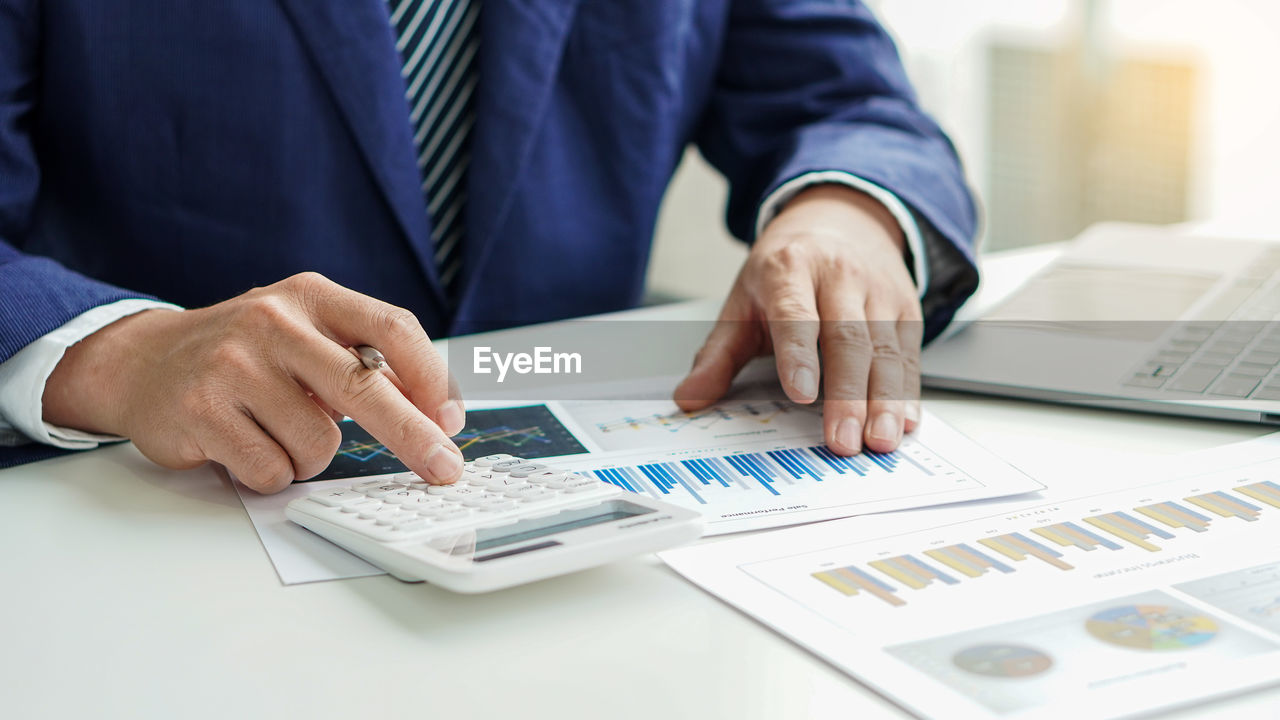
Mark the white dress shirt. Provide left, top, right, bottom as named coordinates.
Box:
left=0, top=173, right=927, bottom=449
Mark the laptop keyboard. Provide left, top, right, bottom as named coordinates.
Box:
left=1125, top=249, right=1280, bottom=400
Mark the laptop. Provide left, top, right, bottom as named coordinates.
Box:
left=922, top=223, right=1280, bottom=425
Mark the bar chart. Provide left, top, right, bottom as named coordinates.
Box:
left=663, top=440, right=1280, bottom=720
left=587, top=443, right=927, bottom=504
left=808, top=480, right=1280, bottom=607
left=562, top=410, right=1041, bottom=534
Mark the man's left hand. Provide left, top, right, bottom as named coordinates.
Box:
left=674, top=184, right=923, bottom=455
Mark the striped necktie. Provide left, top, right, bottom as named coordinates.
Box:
left=388, top=0, right=479, bottom=299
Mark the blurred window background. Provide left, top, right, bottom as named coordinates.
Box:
left=646, top=0, right=1280, bottom=302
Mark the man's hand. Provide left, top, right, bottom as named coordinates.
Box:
left=674, top=185, right=922, bottom=455
left=42, top=272, right=466, bottom=493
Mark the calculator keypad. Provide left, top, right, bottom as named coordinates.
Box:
left=300, top=454, right=618, bottom=543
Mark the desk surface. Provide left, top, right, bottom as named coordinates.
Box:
left=4, top=250, right=1279, bottom=720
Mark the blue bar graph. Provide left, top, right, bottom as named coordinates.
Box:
left=585, top=443, right=937, bottom=505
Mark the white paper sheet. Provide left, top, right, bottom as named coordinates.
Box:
left=660, top=434, right=1280, bottom=720
left=235, top=377, right=1041, bottom=584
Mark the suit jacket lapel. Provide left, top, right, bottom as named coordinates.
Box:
left=275, top=0, right=445, bottom=307
left=461, top=0, right=583, bottom=298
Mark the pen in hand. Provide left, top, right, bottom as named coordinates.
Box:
left=355, top=345, right=387, bottom=371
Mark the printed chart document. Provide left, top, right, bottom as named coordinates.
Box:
left=235, top=382, right=1040, bottom=584
left=661, top=435, right=1280, bottom=720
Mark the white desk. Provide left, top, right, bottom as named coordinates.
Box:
left=4, top=250, right=1279, bottom=719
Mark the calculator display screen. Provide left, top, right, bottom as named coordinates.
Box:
left=472, top=500, right=652, bottom=553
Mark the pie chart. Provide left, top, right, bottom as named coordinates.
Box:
left=952, top=644, right=1054, bottom=677
left=1085, top=604, right=1218, bottom=650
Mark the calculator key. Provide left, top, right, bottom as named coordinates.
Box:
left=517, top=489, right=559, bottom=503
left=482, top=476, right=529, bottom=491
left=507, top=463, right=547, bottom=478
left=467, top=470, right=505, bottom=484
left=363, top=483, right=408, bottom=498
left=474, top=499, right=518, bottom=513
left=468, top=473, right=510, bottom=489
left=358, top=504, right=400, bottom=520
left=353, top=479, right=393, bottom=490
left=432, top=508, right=473, bottom=523
left=461, top=493, right=510, bottom=508
left=341, top=498, right=382, bottom=514
left=403, top=496, right=446, bottom=511
left=536, top=475, right=569, bottom=489
left=383, top=489, right=427, bottom=504
left=376, top=511, right=415, bottom=526
left=307, top=489, right=368, bottom=507
left=563, top=477, right=605, bottom=493
left=425, top=484, right=461, bottom=496
left=392, top=473, right=422, bottom=484
left=503, top=484, right=546, bottom=499
left=391, top=518, right=434, bottom=534
left=526, top=470, right=567, bottom=483
left=473, top=454, right=515, bottom=467
left=490, top=459, right=526, bottom=472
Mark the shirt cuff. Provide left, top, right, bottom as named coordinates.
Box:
left=756, top=171, right=930, bottom=299
left=0, top=299, right=183, bottom=449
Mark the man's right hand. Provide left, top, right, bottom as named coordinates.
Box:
left=41, top=272, right=466, bottom=494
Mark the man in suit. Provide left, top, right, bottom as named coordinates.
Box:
left=0, top=0, right=978, bottom=491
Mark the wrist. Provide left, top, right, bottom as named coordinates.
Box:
left=771, top=184, right=907, bottom=255
left=42, top=308, right=179, bottom=434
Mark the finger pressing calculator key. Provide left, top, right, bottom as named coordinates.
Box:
left=286, top=455, right=703, bottom=593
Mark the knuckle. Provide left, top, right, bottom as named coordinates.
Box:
left=295, top=422, right=342, bottom=479
left=388, top=412, right=429, bottom=448
left=336, top=361, right=382, bottom=408
left=282, top=271, right=337, bottom=311
left=823, top=322, right=872, bottom=351
left=178, top=384, right=225, bottom=424
left=379, top=306, right=424, bottom=344
left=234, top=293, right=300, bottom=335
left=871, top=340, right=905, bottom=363
left=758, top=243, right=807, bottom=277
left=206, top=342, right=257, bottom=375
left=240, top=449, right=293, bottom=490
left=285, top=271, right=331, bottom=294
left=820, top=252, right=863, bottom=281
left=302, top=420, right=342, bottom=464
left=769, top=292, right=815, bottom=322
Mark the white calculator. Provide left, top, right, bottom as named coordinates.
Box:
left=285, top=454, right=703, bottom=593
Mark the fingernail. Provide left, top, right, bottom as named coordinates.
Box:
left=792, top=367, right=818, bottom=400
left=425, top=443, right=462, bottom=483
left=437, top=400, right=466, bottom=436
left=870, top=413, right=901, bottom=444
left=835, top=418, right=862, bottom=453
left=906, top=401, right=921, bottom=425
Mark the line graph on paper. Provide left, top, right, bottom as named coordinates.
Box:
left=305, top=405, right=588, bottom=483
left=451, top=404, right=587, bottom=460
left=562, top=399, right=823, bottom=453
left=309, top=421, right=409, bottom=481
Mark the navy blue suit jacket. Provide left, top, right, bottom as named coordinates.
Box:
left=0, top=0, right=979, bottom=467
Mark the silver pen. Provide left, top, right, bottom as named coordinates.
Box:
left=355, top=345, right=387, bottom=371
